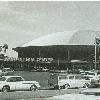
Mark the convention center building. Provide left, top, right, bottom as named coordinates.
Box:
left=13, top=30, right=100, bottom=70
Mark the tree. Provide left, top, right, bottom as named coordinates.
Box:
left=2, top=43, right=8, bottom=53
left=0, top=46, right=2, bottom=52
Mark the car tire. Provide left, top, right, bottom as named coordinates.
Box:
left=64, top=84, right=70, bottom=89
left=83, top=83, right=90, bottom=88
left=30, top=85, right=37, bottom=91
left=2, top=86, right=10, bottom=92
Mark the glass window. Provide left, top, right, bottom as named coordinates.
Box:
left=7, top=77, right=24, bottom=82
left=16, top=77, right=23, bottom=81
left=85, top=72, right=89, bottom=75
left=69, top=76, right=74, bottom=79
left=7, top=77, right=17, bottom=82
left=7, top=69, right=12, bottom=71
left=97, top=72, right=100, bottom=75
left=75, top=76, right=82, bottom=79
left=59, top=76, right=67, bottom=80
left=82, top=76, right=90, bottom=80
left=0, top=77, right=6, bottom=81
left=88, top=73, right=95, bottom=75
left=2, top=69, right=6, bottom=72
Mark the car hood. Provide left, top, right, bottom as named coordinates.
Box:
left=22, top=81, right=39, bottom=84
left=0, top=81, right=6, bottom=83
left=22, top=81, right=40, bottom=87
left=0, top=81, right=38, bottom=83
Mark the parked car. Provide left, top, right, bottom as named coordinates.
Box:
left=83, top=71, right=97, bottom=77
left=89, top=75, right=100, bottom=88
left=0, top=76, right=40, bottom=92
left=79, top=69, right=85, bottom=75
left=0, top=68, right=14, bottom=76
left=48, top=74, right=91, bottom=89
left=42, top=68, right=49, bottom=72
left=81, top=70, right=100, bottom=82
left=83, top=70, right=100, bottom=76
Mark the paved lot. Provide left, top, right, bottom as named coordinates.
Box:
left=0, top=88, right=99, bottom=100
left=0, top=71, right=100, bottom=100
left=46, top=94, right=100, bottom=100
left=0, top=89, right=82, bottom=100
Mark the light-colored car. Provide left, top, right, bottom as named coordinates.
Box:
left=83, top=71, right=97, bottom=77
left=42, top=68, right=49, bottom=72
left=48, top=74, right=91, bottom=89
left=90, top=75, right=100, bottom=88
left=0, top=76, right=40, bottom=92
left=83, top=71, right=100, bottom=82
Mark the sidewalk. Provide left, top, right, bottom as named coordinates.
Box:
left=81, top=88, right=100, bottom=95
left=46, top=94, right=100, bottom=100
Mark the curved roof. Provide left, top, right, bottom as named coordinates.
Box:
left=21, top=30, right=100, bottom=47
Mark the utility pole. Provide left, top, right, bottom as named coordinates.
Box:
left=58, top=57, right=59, bottom=69
left=95, top=39, right=97, bottom=69
left=68, top=49, right=70, bottom=62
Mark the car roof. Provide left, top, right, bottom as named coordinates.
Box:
left=67, top=74, right=82, bottom=76
left=1, top=76, right=22, bottom=78
left=51, top=74, right=81, bottom=76
left=2, top=68, right=10, bottom=69
left=51, top=73, right=68, bottom=76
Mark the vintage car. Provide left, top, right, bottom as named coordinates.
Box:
left=83, top=71, right=97, bottom=78
left=48, top=74, right=91, bottom=89
left=0, top=76, right=40, bottom=92
left=83, top=70, right=100, bottom=77
left=89, top=75, right=100, bottom=88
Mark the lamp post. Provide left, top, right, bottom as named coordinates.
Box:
left=95, top=40, right=97, bottom=69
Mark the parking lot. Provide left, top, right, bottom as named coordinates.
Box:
left=0, top=88, right=82, bottom=100
left=0, top=71, right=80, bottom=100
left=0, top=71, right=100, bottom=100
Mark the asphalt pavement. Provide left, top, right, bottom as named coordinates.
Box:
left=1, top=71, right=100, bottom=100
left=0, top=89, right=82, bottom=100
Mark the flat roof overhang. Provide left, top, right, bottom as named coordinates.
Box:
left=13, top=45, right=97, bottom=52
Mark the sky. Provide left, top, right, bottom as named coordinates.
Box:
left=0, top=1, right=100, bottom=57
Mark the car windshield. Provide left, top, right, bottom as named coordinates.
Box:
left=88, top=73, right=95, bottom=75
left=6, top=77, right=24, bottom=82
left=0, top=77, right=6, bottom=81
left=97, top=72, right=100, bottom=75
left=82, top=76, right=92, bottom=80
left=75, top=76, right=82, bottom=79
left=85, top=72, right=95, bottom=75
left=2, top=69, right=12, bottom=72
left=59, top=76, right=67, bottom=80
left=69, top=76, right=74, bottom=79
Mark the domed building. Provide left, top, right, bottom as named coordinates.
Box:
left=13, top=30, right=100, bottom=70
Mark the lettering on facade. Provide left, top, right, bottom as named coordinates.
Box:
left=36, top=58, right=53, bottom=63
left=4, top=57, right=54, bottom=63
